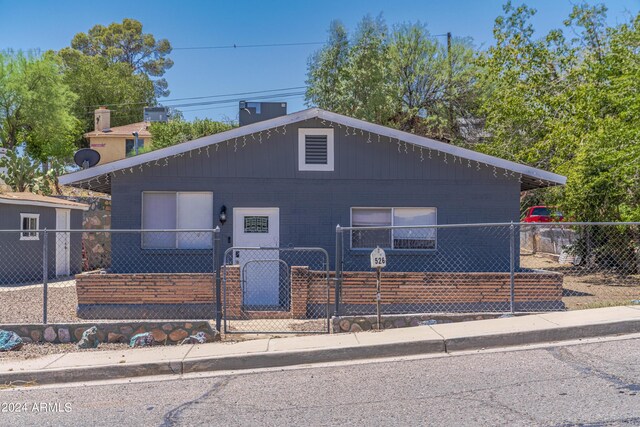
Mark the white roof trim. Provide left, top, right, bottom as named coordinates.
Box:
left=0, top=198, right=89, bottom=211
left=59, top=107, right=566, bottom=187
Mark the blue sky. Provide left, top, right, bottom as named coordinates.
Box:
left=1, top=0, right=639, bottom=122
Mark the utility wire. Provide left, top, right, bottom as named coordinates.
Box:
left=82, top=86, right=307, bottom=110
left=172, top=41, right=325, bottom=50
left=179, top=94, right=306, bottom=113
left=83, top=91, right=306, bottom=116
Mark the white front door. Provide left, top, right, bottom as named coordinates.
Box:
left=55, top=209, right=71, bottom=277
left=233, top=208, right=280, bottom=307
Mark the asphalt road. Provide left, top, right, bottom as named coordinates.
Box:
left=2, top=337, right=640, bottom=426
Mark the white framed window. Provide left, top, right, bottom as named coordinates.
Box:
left=141, top=192, right=213, bottom=249
left=20, top=213, right=39, bottom=241
left=350, top=207, right=437, bottom=250
left=298, top=128, right=334, bottom=171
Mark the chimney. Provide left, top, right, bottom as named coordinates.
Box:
left=94, top=107, right=111, bottom=132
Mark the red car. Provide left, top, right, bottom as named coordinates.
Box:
left=522, top=206, right=564, bottom=223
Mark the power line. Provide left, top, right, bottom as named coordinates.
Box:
left=82, top=86, right=307, bottom=110
left=179, top=94, right=306, bottom=113
left=172, top=41, right=325, bottom=50
left=84, top=91, right=306, bottom=116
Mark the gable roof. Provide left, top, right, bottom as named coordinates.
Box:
left=84, top=122, right=151, bottom=139
left=0, top=192, right=89, bottom=211
left=60, top=108, right=566, bottom=193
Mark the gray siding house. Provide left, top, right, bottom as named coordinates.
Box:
left=0, top=192, right=87, bottom=284
left=60, top=107, right=565, bottom=279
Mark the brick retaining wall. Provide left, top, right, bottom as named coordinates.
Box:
left=75, top=266, right=563, bottom=320
left=298, top=268, right=564, bottom=316
left=75, top=272, right=218, bottom=319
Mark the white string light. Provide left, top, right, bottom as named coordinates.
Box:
left=82, top=123, right=533, bottom=193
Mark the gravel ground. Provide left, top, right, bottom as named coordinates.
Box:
left=520, top=253, right=640, bottom=309
left=0, top=279, right=79, bottom=324
left=0, top=342, right=129, bottom=361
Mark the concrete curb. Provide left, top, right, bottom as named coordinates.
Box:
left=443, top=319, right=640, bottom=352
left=3, top=315, right=640, bottom=387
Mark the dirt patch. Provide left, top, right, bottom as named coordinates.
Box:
left=0, top=342, right=129, bottom=362
left=520, top=253, right=640, bottom=310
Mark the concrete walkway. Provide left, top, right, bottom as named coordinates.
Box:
left=2, top=306, right=640, bottom=387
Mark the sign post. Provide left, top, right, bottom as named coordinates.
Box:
left=370, top=246, right=386, bottom=330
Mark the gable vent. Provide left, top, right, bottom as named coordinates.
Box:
left=305, top=135, right=328, bottom=165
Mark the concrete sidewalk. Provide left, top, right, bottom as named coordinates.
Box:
left=2, top=306, right=640, bottom=387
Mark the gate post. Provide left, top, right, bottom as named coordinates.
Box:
left=42, top=228, right=48, bottom=325
left=335, top=225, right=343, bottom=318
left=213, top=227, right=222, bottom=333
left=509, top=222, right=515, bottom=314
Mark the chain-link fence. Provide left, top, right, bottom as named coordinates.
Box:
left=0, top=229, right=220, bottom=325
left=1, top=223, right=638, bottom=333
left=222, top=247, right=330, bottom=334
left=335, top=222, right=640, bottom=317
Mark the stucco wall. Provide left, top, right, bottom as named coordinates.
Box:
left=90, top=136, right=153, bottom=165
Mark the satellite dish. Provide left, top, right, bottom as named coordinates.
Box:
left=74, top=148, right=101, bottom=169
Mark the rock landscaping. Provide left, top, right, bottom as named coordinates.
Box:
left=0, top=321, right=219, bottom=348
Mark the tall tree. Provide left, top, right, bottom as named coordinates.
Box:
left=70, top=19, right=173, bottom=97
left=306, top=16, right=478, bottom=142
left=0, top=51, right=80, bottom=162
left=306, top=21, right=350, bottom=113
left=57, top=47, right=155, bottom=142
left=477, top=1, right=640, bottom=222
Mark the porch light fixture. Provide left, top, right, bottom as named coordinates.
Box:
left=219, top=205, right=227, bottom=225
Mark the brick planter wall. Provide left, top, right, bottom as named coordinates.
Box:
left=76, top=266, right=563, bottom=321
left=298, top=269, right=564, bottom=315
left=75, top=272, right=217, bottom=319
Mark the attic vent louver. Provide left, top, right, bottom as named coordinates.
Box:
left=305, top=135, right=328, bottom=164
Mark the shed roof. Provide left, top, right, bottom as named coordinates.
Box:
left=0, top=192, right=89, bottom=211
left=60, top=108, right=566, bottom=193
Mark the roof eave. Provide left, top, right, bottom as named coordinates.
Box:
left=60, top=107, right=565, bottom=191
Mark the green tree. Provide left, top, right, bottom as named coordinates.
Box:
left=306, top=21, right=350, bottom=113
left=149, top=119, right=234, bottom=150
left=306, top=16, right=479, bottom=141
left=477, top=2, right=640, bottom=222
left=57, top=47, right=155, bottom=143
left=70, top=18, right=173, bottom=97
left=0, top=51, right=80, bottom=163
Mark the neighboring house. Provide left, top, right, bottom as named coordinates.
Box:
left=85, top=107, right=152, bottom=165
left=0, top=192, right=88, bottom=284
left=60, top=104, right=566, bottom=276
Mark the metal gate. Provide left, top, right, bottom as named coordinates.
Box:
left=222, top=247, right=331, bottom=334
